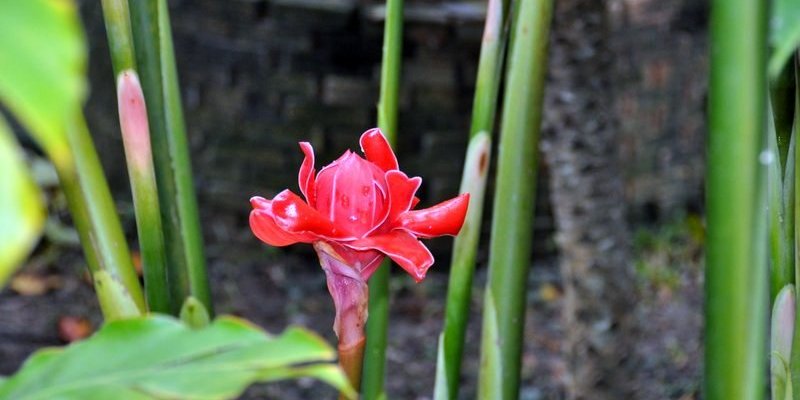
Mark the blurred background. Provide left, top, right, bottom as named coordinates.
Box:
left=1, top=0, right=707, bottom=398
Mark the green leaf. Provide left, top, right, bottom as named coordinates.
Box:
left=0, top=0, right=86, bottom=160
left=0, top=116, right=45, bottom=287
left=0, top=315, right=354, bottom=400
left=770, top=0, right=800, bottom=78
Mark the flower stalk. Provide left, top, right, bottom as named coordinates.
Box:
left=477, top=0, right=553, bottom=397
left=362, top=0, right=404, bottom=398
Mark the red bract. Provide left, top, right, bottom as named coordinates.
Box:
left=249, top=128, right=469, bottom=283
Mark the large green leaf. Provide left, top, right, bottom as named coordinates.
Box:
left=0, top=116, right=45, bottom=287
left=770, top=0, right=800, bottom=78
left=0, top=316, right=355, bottom=400
left=0, top=0, right=86, bottom=159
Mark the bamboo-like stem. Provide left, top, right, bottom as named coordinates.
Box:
left=705, top=0, right=768, bottom=397
left=102, top=0, right=171, bottom=313
left=476, top=0, right=552, bottom=398
left=100, top=0, right=135, bottom=74
left=362, top=0, right=403, bottom=398
left=57, top=112, right=147, bottom=317
left=117, top=71, right=171, bottom=313
left=157, top=0, right=211, bottom=314
left=128, top=0, right=212, bottom=315
left=435, top=0, right=510, bottom=398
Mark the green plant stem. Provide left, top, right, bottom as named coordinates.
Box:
left=100, top=0, right=135, bottom=75
left=705, top=0, right=768, bottom=397
left=102, top=0, right=171, bottom=313
left=476, top=0, right=552, bottom=398
left=158, top=0, right=211, bottom=314
left=57, top=112, right=146, bottom=317
left=362, top=0, right=402, bottom=398
left=435, top=0, right=509, bottom=398
left=128, top=0, right=212, bottom=315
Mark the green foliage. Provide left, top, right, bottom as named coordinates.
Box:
left=0, top=117, right=45, bottom=286
left=0, top=0, right=85, bottom=161
left=0, top=315, right=355, bottom=400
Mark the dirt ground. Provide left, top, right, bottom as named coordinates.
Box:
left=0, top=224, right=702, bottom=399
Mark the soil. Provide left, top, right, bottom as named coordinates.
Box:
left=0, top=239, right=702, bottom=399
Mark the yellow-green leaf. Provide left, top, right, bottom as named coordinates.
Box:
left=0, top=116, right=45, bottom=287
left=0, top=0, right=86, bottom=161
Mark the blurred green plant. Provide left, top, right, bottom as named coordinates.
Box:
left=0, top=0, right=145, bottom=315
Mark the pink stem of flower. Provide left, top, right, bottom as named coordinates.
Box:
left=314, top=242, right=369, bottom=392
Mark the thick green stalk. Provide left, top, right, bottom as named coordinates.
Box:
left=128, top=0, right=212, bottom=314
left=362, top=0, right=402, bottom=398
left=158, top=0, right=211, bottom=314
left=57, top=112, right=146, bottom=317
left=100, top=0, right=135, bottom=75
left=102, top=0, right=171, bottom=313
left=435, top=0, right=510, bottom=398
left=476, top=0, right=552, bottom=398
left=705, top=0, right=768, bottom=397
left=117, top=71, right=171, bottom=313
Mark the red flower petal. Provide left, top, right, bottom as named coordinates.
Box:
left=270, top=190, right=354, bottom=239
left=249, top=196, right=315, bottom=246
left=384, top=170, right=421, bottom=224
left=360, top=128, right=398, bottom=172
left=314, top=152, right=388, bottom=236
left=395, top=193, right=470, bottom=238
left=298, top=142, right=316, bottom=206
left=346, top=230, right=434, bottom=282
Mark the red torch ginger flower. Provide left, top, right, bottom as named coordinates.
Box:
left=249, top=128, right=469, bottom=385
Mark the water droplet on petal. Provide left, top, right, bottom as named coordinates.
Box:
left=349, top=215, right=358, bottom=222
